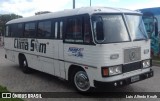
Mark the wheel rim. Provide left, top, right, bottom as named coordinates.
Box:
left=74, top=71, right=90, bottom=91
left=23, top=60, right=27, bottom=67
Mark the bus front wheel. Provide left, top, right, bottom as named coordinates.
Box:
left=71, top=69, right=91, bottom=92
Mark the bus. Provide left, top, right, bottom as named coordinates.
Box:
left=139, top=7, right=160, bottom=61
left=4, top=7, right=153, bottom=92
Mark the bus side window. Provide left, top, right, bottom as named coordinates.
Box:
left=6, top=24, right=23, bottom=37
left=65, top=17, right=83, bottom=43
left=54, top=20, right=63, bottom=39
left=37, top=20, right=51, bottom=38
left=60, top=21, right=63, bottom=39
left=84, top=17, right=91, bottom=44
left=5, top=26, right=10, bottom=37
left=17, top=23, right=23, bottom=37
left=24, top=22, right=36, bottom=38
left=55, top=22, right=58, bottom=39
left=10, top=24, right=17, bottom=37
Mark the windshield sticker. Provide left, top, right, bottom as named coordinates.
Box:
left=68, top=47, right=84, bottom=58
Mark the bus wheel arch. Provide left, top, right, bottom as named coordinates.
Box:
left=18, top=53, right=32, bottom=74
left=68, top=65, right=91, bottom=92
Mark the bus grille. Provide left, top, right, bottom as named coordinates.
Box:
left=124, top=47, right=141, bottom=63
left=123, top=62, right=142, bottom=73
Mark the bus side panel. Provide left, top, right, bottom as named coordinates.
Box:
left=36, top=39, right=65, bottom=79
left=4, top=38, right=15, bottom=62
left=4, top=38, right=13, bottom=50
left=25, top=54, right=42, bottom=71
left=5, top=49, right=15, bottom=62
left=39, top=56, right=55, bottom=75
left=59, top=61, right=65, bottom=79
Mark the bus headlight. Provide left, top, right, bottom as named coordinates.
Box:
left=109, top=65, right=122, bottom=76
left=142, top=60, right=150, bottom=68
left=102, top=65, right=122, bottom=77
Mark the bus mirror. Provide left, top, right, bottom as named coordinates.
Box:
left=96, top=22, right=104, bottom=41
left=155, top=22, right=158, bottom=37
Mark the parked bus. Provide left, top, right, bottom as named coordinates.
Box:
left=139, top=7, right=160, bottom=60
left=4, top=7, right=153, bottom=92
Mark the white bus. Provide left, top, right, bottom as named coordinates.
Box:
left=4, top=7, right=153, bottom=92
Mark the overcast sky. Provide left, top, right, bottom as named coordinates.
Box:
left=0, top=0, right=159, bottom=17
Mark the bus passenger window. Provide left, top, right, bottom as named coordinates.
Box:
left=84, top=23, right=91, bottom=43
left=24, top=23, right=36, bottom=37
left=5, top=26, right=9, bottom=37
left=10, top=24, right=17, bottom=37
left=17, top=23, right=23, bottom=37
left=37, top=21, right=51, bottom=38
left=55, top=22, right=58, bottom=39
left=65, top=18, right=83, bottom=43
left=60, top=21, right=63, bottom=39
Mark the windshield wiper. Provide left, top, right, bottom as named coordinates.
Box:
left=133, top=38, right=145, bottom=41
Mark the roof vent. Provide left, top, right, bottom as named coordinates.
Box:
left=94, top=9, right=101, bottom=12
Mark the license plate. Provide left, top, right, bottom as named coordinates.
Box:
left=131, top=75, right=140, bottom=82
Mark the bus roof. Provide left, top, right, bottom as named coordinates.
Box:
left=7, top=7, right=140, bottom=24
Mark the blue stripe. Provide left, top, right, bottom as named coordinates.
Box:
left=139, top=7, right=160, bottom=15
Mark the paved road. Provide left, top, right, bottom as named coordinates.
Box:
left=0, top=47, right=160, bottom=101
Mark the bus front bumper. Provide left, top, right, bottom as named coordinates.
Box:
left=94, top=69, right=153, bottom=88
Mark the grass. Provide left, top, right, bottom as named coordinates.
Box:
left=0, top=85, right=24, bottom=101
left=0, top=86, right=8, bottom=92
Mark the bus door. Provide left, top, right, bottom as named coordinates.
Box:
left=53, top=20, right=65, bottom=79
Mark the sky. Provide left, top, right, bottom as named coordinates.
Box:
left=0, top=0, right=159, bottom=17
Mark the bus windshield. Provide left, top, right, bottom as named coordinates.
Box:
left=125, top=14, right=148, bottom=41
left=92, top=14, right=148, bottom=43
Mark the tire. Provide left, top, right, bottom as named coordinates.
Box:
left=71, top=69, right=91, bottom=92
left=19, top=56, right=32, bottom=74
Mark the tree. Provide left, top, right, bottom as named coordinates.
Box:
left=0, top=14, right=23, bottom=36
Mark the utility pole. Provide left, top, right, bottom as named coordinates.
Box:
left=90, top=0, right=91, bottom=6
left=73, top=0, right=75, bottom=9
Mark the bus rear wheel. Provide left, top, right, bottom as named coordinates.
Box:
left=19, top=56, right=32, bottom=74
left=71, top=69, right=91, bottom=92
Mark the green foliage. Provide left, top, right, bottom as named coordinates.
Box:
left=0, top=85, right=24, bottom=101
left=0, top=14, right=23, bottom=36
left=0, top=86, right=9, bottom=92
